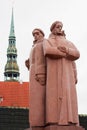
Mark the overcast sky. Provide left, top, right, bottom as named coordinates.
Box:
left=0, top=0, right=87, bottom=114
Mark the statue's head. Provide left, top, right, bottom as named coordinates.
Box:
left=50, top=21, right=63, bottom=32
left=32, top=28, right=45, bottom=43
left=32, top=28, right=45, bottom=36
left=50, top=21, right=63, bottom=35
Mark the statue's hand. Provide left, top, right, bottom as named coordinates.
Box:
left=35, top=74, right=46, bottom=86
left=58, top=46, right=68, bottom=54
left=38, top=77, right=46, bottom=86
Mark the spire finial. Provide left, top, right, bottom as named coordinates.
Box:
left=9, top=7, right=15, bottom=37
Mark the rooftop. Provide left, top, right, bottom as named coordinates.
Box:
left=0, top=81, right=29, bottom=108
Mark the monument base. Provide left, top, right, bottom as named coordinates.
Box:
left=25, top=125, right=85, bottom=130
left=44, top=125, right=85, bottom=130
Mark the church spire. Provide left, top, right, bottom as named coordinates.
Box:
left=9, top=8, right=15, bottom=37
left=4, top=8, right=20, bottom=81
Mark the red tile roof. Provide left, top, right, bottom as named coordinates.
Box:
left=0, top=81, right=29, bottom=108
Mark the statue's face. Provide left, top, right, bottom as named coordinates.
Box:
left=53, top=23, right=62, bottom=35
left=33, top=30, right=43, bottom=41
left=33, top=30, right=40, bottom=41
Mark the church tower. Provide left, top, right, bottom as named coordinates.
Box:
left=4, top=8, right=20, bottom=81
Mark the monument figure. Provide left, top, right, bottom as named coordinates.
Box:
left=25, top=22, right=85, bottom=130
left=25, top=28, right=46, bottom=128
left=43, top=21, right=80, bottom=126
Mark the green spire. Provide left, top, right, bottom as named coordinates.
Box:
left=4, top=8, right=20, bottom=82
left=9, top=8, right=15, bottom=37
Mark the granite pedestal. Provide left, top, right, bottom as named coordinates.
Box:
left=25, top=125, right=85, bottom=130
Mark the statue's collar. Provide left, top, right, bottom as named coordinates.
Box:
left=49, top=33, right=65, bottom=39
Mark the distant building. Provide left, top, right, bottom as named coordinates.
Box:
left=4, top=8, right=20, bottom=81
left=0, top=82, right=29, bottom=129
left=0, top=81, right=29, bottom=108
left=0, top=8, right=29, bottom=130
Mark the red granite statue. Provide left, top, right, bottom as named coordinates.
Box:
left=25, top=28, right=46, bottom=128
left=43, top=21, right=80, bottom=126
left=25, top=22, right=85, bottom=130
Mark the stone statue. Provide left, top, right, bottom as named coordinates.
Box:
left=43, top=21, right=80, bottom=126
left=25, top=22, right=85, bottom=130
left=25, top=28, right=46, bottom=128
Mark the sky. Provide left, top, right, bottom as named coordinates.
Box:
left=0, top=0, right=87, bottom=114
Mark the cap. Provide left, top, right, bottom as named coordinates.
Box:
left=32, top=28, right=45, bottom=36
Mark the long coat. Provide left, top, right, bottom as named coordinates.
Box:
left=43, top=34, right=80, bottom=125
left=29, top=40, right=46, bottom=127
